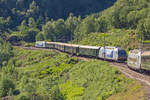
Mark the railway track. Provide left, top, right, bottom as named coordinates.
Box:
left=15, top=46, right=150, bottom=99
left=111, top=62, right=150, bottom=85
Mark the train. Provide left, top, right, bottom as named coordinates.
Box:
left=128, top=49, right=150, bottom=71
left=35, top=41, right=150, bottom=71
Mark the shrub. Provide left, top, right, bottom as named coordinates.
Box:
left=15, top=93, right=30, bottom=100
left=0, top=76, right=15, bottom=97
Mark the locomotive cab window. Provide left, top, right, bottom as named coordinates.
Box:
left=118, top=50, right=127, bottom=57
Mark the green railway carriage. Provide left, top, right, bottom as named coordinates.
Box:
left=78, top=45, right=100, bottom=57
left=64, top=44, right=79, bottom=54
left=54, top=42, right=65, bottom=51
left=45, top=42, right=55, bottom=48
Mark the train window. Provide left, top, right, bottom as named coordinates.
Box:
left=142, top=56, right=150, bottom=68
left=118, top=50, right=127, bottom=57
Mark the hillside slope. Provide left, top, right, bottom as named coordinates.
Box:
left=98, top=0, right=150, bottom=40
left=71, top=0, right=150, bottom=50
left=0, top=47, right=145, bottom=100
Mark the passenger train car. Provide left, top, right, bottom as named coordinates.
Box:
left=78, top=45, right=100, bottom=57
left=64, top=43, right=79, bottom=54
left=35, top=41, right=127, bottom=62
left=128, top=50, right=150, bottom=71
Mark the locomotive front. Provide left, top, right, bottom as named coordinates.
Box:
left=98, top=47, right=127, bottom=62
left=35, top=41, right=46, bottom=48
left=117, top=48, right=127, bottom=62
left=127, top=50, right=150, bottom=71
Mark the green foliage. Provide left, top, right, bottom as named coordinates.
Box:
left=59, top=81, right=84, bottom=100
left=5, top=48, right=78, bottom=99
left=2, top=0, right=150, bottom=46
left=13, top=48, right=57, bottom=67
left=0, top=38, right=13, bottom=66
left=28, top=17, right=37, bottom=28
left=21, top=28, right=40, bottom=42
left=15, top=93, right=30, bottom=100
left=1, top=0, right=148, bottom=99
left=2, top=64, right=18, bottom=79
left=61, top=60, right=130, bottom=100
left=19, top=78, right=37, bottom=95
left=36, top=32, right=45, bottom=41
left=97, top=16, right=111, bottom=32
left=0, top=0, right=115, bottom=39
left=0, top=17, right=12, bottom=33
left=137, top=18, right=150, bottom=40
left=15, top=18, right=40, bottom=42
left=96, top=0, right=150, bottom=40
left=0, top=47, right=142, bottom=99
left=74, top=29, right=138, bottom=51
left=18, top=20, right=28, bottom=34
left=0, top=75, right=15, bottom=97
left=49, top=85, right=64, bottom=100
left=74, top=16, right=99, bottom=42
left=41, top=19, right=70, bottom=42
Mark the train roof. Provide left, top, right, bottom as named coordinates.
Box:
left=52, top=42, right=65, bottom=45
left=79, top=45, right=100, bottom=49
left=142, top=51, right=150, bottom=56
left=129, top=49, right=150, bottom=56
left=46, top=42, right=55, bottom=44
left=46, top=42, right=79, bottom=47
left=63, top=43, right=79, bottom=47
left=101, top=46, right=124, bottom=50
left=129, top=49, right=141, bottom=54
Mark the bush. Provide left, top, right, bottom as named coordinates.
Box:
left=0, top=76, right=15, bottom=97
left=49, top=85, right=64, bottom=100
left=15, top=93, right=30, bottom=100
left=36, top=32, right=45, bottom=41
left=0, top=38, right=14, bottom=66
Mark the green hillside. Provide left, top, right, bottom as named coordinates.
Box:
left=0, top=48, right=144, bottom=100
left=73, top=0, right=150, bottom=48
left=0, top=0, right=150, bottom=99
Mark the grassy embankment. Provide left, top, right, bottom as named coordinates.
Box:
left=0, top=47, right=144, bottom=100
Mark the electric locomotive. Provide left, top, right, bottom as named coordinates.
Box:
left=99, top=46, right=127, bottom=62
left=128, top=49, right=150, bottom=71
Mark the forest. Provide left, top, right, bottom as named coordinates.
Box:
left=0, top=0, right=150, bottom=99
left=0, top=0, right=115, bottom=35
left=1, top=0, right=150, bottom=47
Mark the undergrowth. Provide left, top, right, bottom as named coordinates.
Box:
left=0, top=47, right=144, bottom=100
left=74, top=28, right=140, bottom=53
